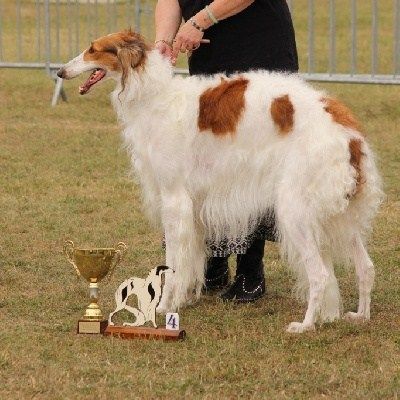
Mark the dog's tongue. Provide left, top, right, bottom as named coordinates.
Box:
left=79, top=69, right=106, bottom=95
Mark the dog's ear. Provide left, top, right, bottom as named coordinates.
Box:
left=117, top=32, right=148, bottom=92
left=156, top=265, right=170, bottom=275
left=118, top=42, right=145, bottom=70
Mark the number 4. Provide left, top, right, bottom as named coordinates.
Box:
left=166, top=312, right=180, bottom=330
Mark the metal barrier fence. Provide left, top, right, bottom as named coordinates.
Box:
left=0, top=0, right=399, bottom=106
left=287, top=0, right=400, bottom=84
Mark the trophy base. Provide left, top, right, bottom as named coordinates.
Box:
left=77, top=319, right=108, bottom=334
left=103, top=325, right=186, bottom=341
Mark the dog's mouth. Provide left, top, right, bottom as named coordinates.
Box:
left=79, top=68, right=106, bottom=95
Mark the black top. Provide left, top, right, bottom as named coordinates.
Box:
left=178, top=0, right=298, bottom=75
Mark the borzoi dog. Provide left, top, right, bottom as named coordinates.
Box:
left=108, top=265, right=173, bottom=328
left=58, top=30, right=383, bottom=333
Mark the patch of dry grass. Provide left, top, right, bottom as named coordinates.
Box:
left=0, top=1, right=399, bottom=399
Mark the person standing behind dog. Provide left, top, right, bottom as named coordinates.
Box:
left=154, top=0, right=298, bottom=302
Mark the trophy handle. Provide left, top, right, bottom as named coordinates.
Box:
left=63, top=240, right=81, bottom=277
left=107, top=242, right=127, bottom=279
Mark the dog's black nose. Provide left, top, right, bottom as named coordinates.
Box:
left=57, top=68, right=65, bottom=79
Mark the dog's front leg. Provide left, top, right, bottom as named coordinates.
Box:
left=157, top=187, right=206, bottom=313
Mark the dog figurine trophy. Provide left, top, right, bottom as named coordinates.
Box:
left=104, top=266, right=186, bottom=340
left=64, top=240, right=127, bottom=334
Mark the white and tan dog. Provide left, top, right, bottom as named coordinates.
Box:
left=108, top=265, right=173, bottom=328
left=58, top=30, right=383, bottom=333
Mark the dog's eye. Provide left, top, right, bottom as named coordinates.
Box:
left=104, top=46, right=118, bottom=55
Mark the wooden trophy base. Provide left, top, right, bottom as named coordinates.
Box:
left=77, top=319, right=108, bottom=334
left=104, top=325, right=186, bottom=341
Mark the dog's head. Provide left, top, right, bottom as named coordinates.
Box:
left=57, top=29, right=150, bottom=95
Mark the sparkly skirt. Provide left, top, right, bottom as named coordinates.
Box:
left=162, top=211, right=277, bottom=258
left=207, top=212, right=277, bottom=257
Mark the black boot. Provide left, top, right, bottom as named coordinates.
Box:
left=204, top=256, right=230, bottom=291
left=220, top=239, right=266, bottom=302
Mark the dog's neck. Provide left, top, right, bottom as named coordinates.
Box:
left=111, top=50, right=174, bottom=123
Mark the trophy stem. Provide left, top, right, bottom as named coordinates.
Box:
left=83, top=280, right=103, bottom=321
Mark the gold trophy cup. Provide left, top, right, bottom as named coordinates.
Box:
left=64, top=240, right=127, bottom=334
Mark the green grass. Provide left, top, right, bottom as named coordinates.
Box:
left=1, top=1, right=400, bottom=399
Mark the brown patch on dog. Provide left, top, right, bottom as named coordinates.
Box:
left=198, top=78, right=249, bottom=135
left=349, top=138, right=365, bottom=195
left=321, top=97, right=362, bottom=132
left=83, top=30, right=150, bottom=91
left=270, top=95, right=295, bottom=134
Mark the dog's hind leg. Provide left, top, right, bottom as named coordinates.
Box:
left=278, top=205, right=331, bottom=333
left=287, top=247, right=329, bottom=333
left=344, top=233, right=375, bottom=321
left=320, top=255, right=341, bottom=323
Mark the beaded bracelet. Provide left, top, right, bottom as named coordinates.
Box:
left=205, top=5, right=219, bottom=24
left=154, top=39, right=173, bottom=48
left=189, top=18, right=205, bottom=32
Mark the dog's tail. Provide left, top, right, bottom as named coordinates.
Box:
left=324, top=135, right=383, bottom=266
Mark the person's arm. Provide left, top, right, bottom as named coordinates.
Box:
left=171, top=0, right=255, bottom=63
left=155, top=0, right=182, bottom=58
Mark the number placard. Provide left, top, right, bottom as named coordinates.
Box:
left=165, top=312, right=180, bottom=330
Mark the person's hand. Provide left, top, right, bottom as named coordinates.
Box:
left=155, top=40, right=173, bottom=60
left=171, top=21, right=208, bottom=65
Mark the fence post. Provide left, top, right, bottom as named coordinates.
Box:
left=329, top=0, right=336, bottom=75
left=135, top=0, right=141, bottom=33
left=371, top=0, right=378, bottom=76
left=395, top=0, right=400, bottom=75
left=44, top=0, right=50, bottom=76
left=307, top=0, right=315, bottom=74
left=0, top=1, right=3, bottom=61
left=44, top=0, right=66, bottom=106
left=287, top=0, right=293, bottom=14
left=350, top=0, right=357, bottom=76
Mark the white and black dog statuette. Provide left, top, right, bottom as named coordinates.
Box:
left=108, top=265, right=173, bottom=328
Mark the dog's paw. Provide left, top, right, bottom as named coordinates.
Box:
left=343, top=311, right=369, bottom=322
left=108, top=321, right=114, bottom=326
left=286, top=321, right=315, bottom=334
